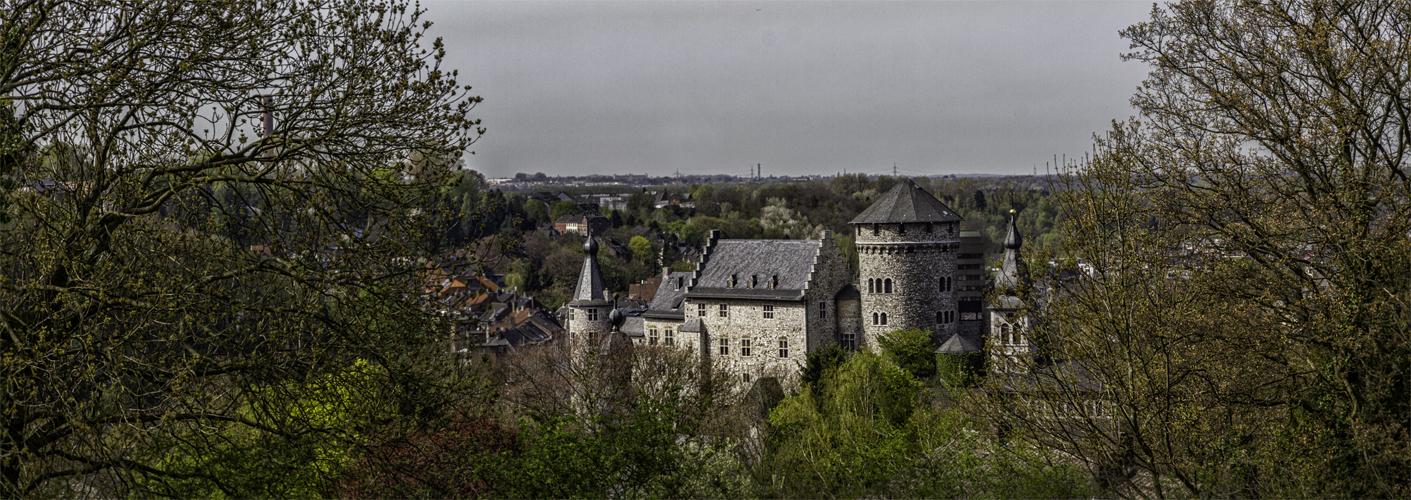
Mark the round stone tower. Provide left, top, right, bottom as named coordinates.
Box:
left=567, top=235, right=613, bottom=352
left=849, top=179, right=963, bottom=348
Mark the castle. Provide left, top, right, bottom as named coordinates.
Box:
left=565, top=179, right=1026, bottom=386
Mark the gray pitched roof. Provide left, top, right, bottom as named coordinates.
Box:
left=686, top=239, right=822, bottom=301
left=850, top=179, right=962, bottom=224
left=934, top=333, right=982, bottom=354
left=643, top=271, right=693, bottom=319
left=681, top=317, right=707, bottom=333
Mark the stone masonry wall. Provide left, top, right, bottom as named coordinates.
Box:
left=684, top=298, right=808, bottom=389
left=804, top=231, right=853, bottom=352
left=855, top=222, right=959, bottom=348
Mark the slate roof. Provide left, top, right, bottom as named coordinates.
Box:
left=681, top=317, right=706, bottom=333
left=850, top=179, right=962, bottom=224
left=643, top=271, right=694, bottom=320
left=934, top=333, right=982, bottom=354
left=995, top=213, right=1031, bottom=293
left=835, top=284, right=861, bottom=300
left=686, top=239, right=821, bottom=301
left=570, top=239, right=610, bottom=306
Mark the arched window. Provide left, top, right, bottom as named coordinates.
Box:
left=880, top=312, right=889, bottom=325
left=884, top=278, right=893, bottom=294
left=872, top=312, right=879, bottom=325
left=936, top=311, right=943, bottom=323
left=868, top=278, right=875, bottom=294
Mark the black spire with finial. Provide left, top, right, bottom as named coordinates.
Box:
left=995, top=209, right=1030, bottom=292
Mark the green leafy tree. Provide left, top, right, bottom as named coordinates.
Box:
left=877, top=328, right=937, bottom=380
left=0, top=0, right=485, bottom=496
left=978, top=1, right=1411, bottom=497
left=628, top=235, right=653, bottom=263
left=550, top=200, right=580, bottom=220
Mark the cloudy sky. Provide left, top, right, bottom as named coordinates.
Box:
left=424, top=1, right=1156, bottom=178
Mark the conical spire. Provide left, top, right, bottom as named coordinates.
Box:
left=995, top=210, right=1029, bottom=293
left=570, top=230, right=609, bottom=305
left=1004, top=209, right=1023, bottom=249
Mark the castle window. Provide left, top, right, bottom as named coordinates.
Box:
left=872, top=312, right=879, bottom=325
left=676, top=277, right=684, bottom=290
left=649, top=328, right=659, bottom=345
left=842, top=331, right=855, bottom=350
left=719, top=337, right=729, bottom=356
left=926, top=222, right=934, bottom=233
left=778, top=338, right=789, bottom=358
left=741, top=338, right=752, bottom=356
left=771, top=275, right=778, bottom=289
left=936, top=311, right=943, bottom=324
left=898, top=223, right=905, bottom=235
left=819, top=302, right=827, bottom=319
left=698, top=303, right=707, bottom=317
left=872, top=223, right=879, bottom=236
left=763, top=304, right=775, bottom=319
left=751, top=275, right=758, bottom=288
left=587, top=308, right=598, bottom=321
left=1001, top=324, right=1011, bottom=344
left=719, top=304, right=729, bottom=317
left=868, top=278, right=875, bottom=293
left=743, top=373, right=751, bottom=383
left=729, top=274, right=737, bottom=288
left=884, top=278, right=893, bottom=294
left=665, top=329, right=675, bottom=346
left=881, top=312, right=889, bottom=325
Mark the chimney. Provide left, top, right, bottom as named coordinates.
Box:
left=261, top=96, right=273, bottom=137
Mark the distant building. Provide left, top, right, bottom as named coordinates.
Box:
left=553, top=214, right=612, bottom=236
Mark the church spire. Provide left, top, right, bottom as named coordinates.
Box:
left=570, top=231, right=608, bottom=305
left=995, top=209, right=1029, bottom=292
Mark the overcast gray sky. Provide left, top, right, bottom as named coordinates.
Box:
left=424, top=1, right=1156, bottom=178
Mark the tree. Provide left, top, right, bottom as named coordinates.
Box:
left=982, top=1, right=1411, bottom=497
left=0, top=0, right=485, bottom=496
left=628, top=235, right=653, bottom=263
left=549, top=200, right=579, bottom=220
left=877, top=328, right=936, bottom=380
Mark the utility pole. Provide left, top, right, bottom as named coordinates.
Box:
left=893, top=162, right=898, bottom=177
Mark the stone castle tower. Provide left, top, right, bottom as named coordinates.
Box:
left=567, top=235, right=613, bottom=353
left=848, top=179, right=963, bottom=348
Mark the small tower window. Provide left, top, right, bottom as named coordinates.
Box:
left=880, top=312, right=889, bottom=325
left=868, top=279, right=875, bottom=293
left=898, top=223, right=905, bottom=235
left=872, top=223, right=879, bottom=236
left=872, top=312, right=879, bottom=325
left=587, top=308, right=598, bottom=321
left=936, top=312, right=943, bottom=324
left=884, top=278, right=893, bottom=294
left=819, top=301, right=827, bottom=319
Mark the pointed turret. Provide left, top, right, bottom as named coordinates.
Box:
left=571, top=235, right=609, bottom=305
left=995, top=209, right=1030, bottom=293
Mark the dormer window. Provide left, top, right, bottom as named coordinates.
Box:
left=675, top=277, right=683, bottom=290
left=750, top=275, right=758, bottom=288
left=771, top=275, right=778, bottom=289
left=730, top=274, right=737, bottom=288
